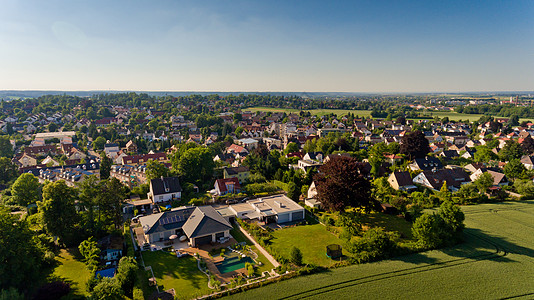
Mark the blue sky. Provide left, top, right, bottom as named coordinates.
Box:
left=1, top=0, right=533, bottom=92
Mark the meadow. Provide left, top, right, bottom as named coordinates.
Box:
left=225, top=200, right=534, bottom=299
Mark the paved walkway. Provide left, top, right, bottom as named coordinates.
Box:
left=237, top=225, right=280, bottom=268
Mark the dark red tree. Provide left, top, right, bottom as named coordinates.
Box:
left=521, top=135, right=534, bottom=155
left=314, top=156, right=378, bottom=212
left=400, top=130, right=430, bottom=160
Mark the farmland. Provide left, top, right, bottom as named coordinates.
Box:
left=226, top=201, right=534, bottom=299
left=245, top=106, right=488, bottom=121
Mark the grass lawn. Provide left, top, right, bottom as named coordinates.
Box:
left=49, top=248, right=91, bottom=299
left=141, top=250, right=210, bottom=300
left=270, top=224, right=349, bottom=267
left=318, top=210, right=414, bottom=241
left=359, top=212, right=413, bottom=240
left=226, top=200, right=534, bottom=299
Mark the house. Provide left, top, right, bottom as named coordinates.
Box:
left=18, top=153, right=38, bottom=167
left=520, top=155, right=534, bottom=170
left=470, top=169, right=509, bottom=187
left=182, top=206, right=233, bottom=247
left=297, top=159, right=323, bottom=172
left=439, top=150, right=459, bottom=160
left=226, top=144, right=248, bottom=155
left=148, top=177, right=182, bottom=203
left=323, top=153, right=352, bottom=164
left=409, top=157, right=443, bottom=171
left=98, top=235, right=124, bottom=263
left=413, top=169, right=471, bottom=191
left=304, top=198, right=322, bottom=209
left=104, top=143, right=120, bottom=158
left=307, top=182, right=318, bottom=199
left=464, top=163, right=485, bottom=174
left=303, top=152, right=324, bottom=163
left=214, top=177, right=241, bottom=196
left=121, top=153, right=167, bottom=165
left=41, top=155, right=60, bottom=167
left=229, top=194, right=305, bottom=224
left=388, top=171, right=417, bottom=191
left=237, top=138, right=259, bottom=150
left=125, top=140, right=138, bottom=153
left=223, top=166, right=250, bottom=184
left=139, top=206, right=232, bottom=247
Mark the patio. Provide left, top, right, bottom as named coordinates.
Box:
left=133, top=226, right=190, bottom=251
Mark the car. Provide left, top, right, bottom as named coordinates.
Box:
left=132, top=215, right=143, bottom=223
left=152, top=207, right=159, bottom=214
left=226, top=199, right=238, bottom=205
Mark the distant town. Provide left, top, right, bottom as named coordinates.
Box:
left=2, top=92, right=534, bottom=299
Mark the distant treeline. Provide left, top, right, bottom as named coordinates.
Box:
left=456, top=104, right=534, bottom=118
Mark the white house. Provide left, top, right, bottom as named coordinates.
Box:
left=148, top=176, right=182, bottom=203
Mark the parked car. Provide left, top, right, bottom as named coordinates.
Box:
left=226, top=199, right=238, bottom=205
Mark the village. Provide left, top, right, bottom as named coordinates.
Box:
left=2, top=93, right=534, bottom=299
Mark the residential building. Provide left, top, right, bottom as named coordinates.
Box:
left=148, top=177, right=182, bottom=203
left=388, top=171, right=417, bottom=191
left=214, top=177, right=241, bottom=196
left=223, top=166, right=250, bottom=184
left=139, top=206, right=232, bottom=247
left=229, top=194, right=305, bottom=224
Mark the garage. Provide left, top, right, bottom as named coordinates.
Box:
left=215, top=232, right=225, bottom=240
left=194, top=235, right=212, bottom=246
left=292, top=211, right=304, bottom=221
left=276, top=213, right=290, bottom=223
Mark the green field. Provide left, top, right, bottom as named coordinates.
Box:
left=225, top=201, right=534, bottom=299
left=142, top=251, right=210, bottom=300
left=269, top=224, right=349, bottom=267
left=245, top=106, right=534, bottom=123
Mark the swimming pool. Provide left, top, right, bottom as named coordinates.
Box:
left=215, top=252, right=254, bottom=274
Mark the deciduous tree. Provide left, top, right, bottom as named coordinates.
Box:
left=400, top=130, right=430, bottom=160
left=145, top=159, right=170, bottom=180
left=0, top=136, right=13, bottom=158
left=314, top=156, right=377, bottom=212
left=12, top=173, right=41, bottom=206
left=39, top=181, right=80, bottom=245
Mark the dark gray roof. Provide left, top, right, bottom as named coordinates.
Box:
left=150, top=177, right=182, bottom=195
left=413, top=157, right=443, bottom=170
left=182, top=206, right=232, bottom=239
left=142, top=206, right=196, bottom=235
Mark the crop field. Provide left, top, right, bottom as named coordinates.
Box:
left=225, top=201, right=534, bottom=300
left=245, top=106, right=492, bottom=121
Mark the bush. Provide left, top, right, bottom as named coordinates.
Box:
left=346, top=228, right=398, bottom=263
left=133, top=289, right=144, bottom=300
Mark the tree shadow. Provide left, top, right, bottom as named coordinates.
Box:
left=392, top=226, right=525, bottom=268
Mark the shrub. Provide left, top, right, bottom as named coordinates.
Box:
left=289, top=246, right=303, bottom=266
left=346, top=228, right=398, bottom=263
